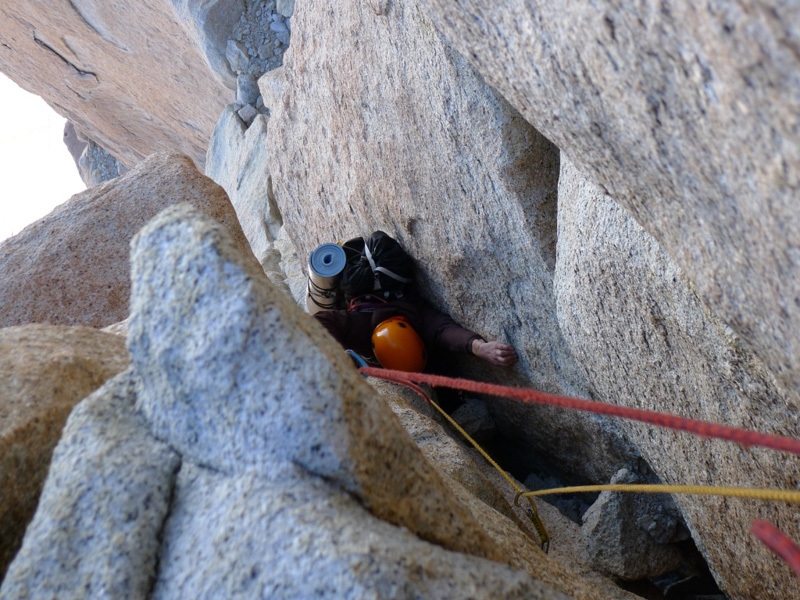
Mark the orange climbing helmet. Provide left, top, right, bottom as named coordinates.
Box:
left=371, top=316, right=427, bottom=372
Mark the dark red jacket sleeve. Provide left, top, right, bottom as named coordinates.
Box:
left=314, top=294, right=482, bottom=357
left=414, top=301, right=482, bottom=354
left=370, top=296, right=482, bottom=355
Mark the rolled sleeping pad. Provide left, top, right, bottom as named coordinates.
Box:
left=306, top=243, right=347, bottom=314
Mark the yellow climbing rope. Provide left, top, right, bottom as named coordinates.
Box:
left=425, top=391, right=551, bottom=552
left=518, top=483, right=800, bottom=505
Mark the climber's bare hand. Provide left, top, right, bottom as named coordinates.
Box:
left=471, top=339, right=519, bottom=367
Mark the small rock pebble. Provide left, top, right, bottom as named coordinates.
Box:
left=237, top=104, right=259, bottom=126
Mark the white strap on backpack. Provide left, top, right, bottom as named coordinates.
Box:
left=364, top=242, right=413, bottom=291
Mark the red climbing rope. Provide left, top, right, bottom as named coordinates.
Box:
left=360, top=367, right=800, bottom=456
left=752, top=520, right=800, bottom=578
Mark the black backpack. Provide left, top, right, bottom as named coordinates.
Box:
left=341, top=231, right=414, bottom=302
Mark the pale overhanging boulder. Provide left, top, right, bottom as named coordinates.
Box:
left=579, top=468, right=684, bottom=582
left=0, top=153, right=254, bottom=329
left=1, top=204, right=600, bottom=599
left=260, top=0, right=641, bottom=484
left=0, top=1, right=229, bottom=169
left=422, top=0, right=800, bottom=410
left=0, top=325, right=129, bottom=581
left=554, top=157, right=800, bottom=600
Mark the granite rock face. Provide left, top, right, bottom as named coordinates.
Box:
left=151, top=462, right=558, bottom=600
left=0, top=325, right=129, bottom=580
left=3, top=205, right=601, bottom=599
left=77, top=140, right=126, bottom=186
left=0, top=0, right=229, bottom=169
left=0, top=371, right=181, bottom=599
left=261, top=0, right=640, bottom=484
left=205, top=108, right=275, bottom=261
left=555, top=158, right=800, bottom=599
left=422, top=0, right=800, bottom=411
left=4, top=0, right=799, bottom=596
left=0, top=153, right=254, bottom=329
left=205, top=106, right=303, bottom=299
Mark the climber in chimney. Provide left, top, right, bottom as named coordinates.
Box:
left=308, top=231, right=518, bottom=376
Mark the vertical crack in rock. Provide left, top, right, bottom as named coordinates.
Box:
left=145, top=456, right=184, bottom=598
